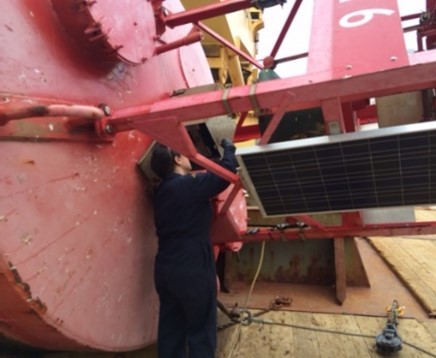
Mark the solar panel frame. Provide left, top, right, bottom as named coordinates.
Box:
left=237, top=121, right=436, bottom=217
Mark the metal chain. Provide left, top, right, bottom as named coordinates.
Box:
left=217, top=296, right=292, bottom=331
left=217, top=306, right=271, bottom=332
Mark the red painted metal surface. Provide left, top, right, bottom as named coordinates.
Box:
left=0, top=0, right=224, bottom=351
left=1, top=134, right=158, bottom=351
left=211, top=184, right=247, bottom=247
left=52, top=0, right=157, bottom=64
left=2, top=0, right=436, bottom=352
left=268, top=0, right=304, bottom=60
left=108, top=53, right=436, bottom=129
left=308, top=0, right=408, bottom=79
left=86, top=0, right=157, bottom=63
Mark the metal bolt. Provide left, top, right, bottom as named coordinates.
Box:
left=328, top=121, right=341, bottom=135
left=99, top=103, right=111, bottom=116
left=172, top=88, right=187, bottom=96
left=105, top=124, right=114, bottom=134
left=390, top=56, right=397, bottom=62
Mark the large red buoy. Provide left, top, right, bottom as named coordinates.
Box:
left=0, top=0, right=222, bottom=351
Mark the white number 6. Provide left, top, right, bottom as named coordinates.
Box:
left=340, top=8, right=395, bottom=28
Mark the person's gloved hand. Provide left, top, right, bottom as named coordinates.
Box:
left=220, top=138, right=236, bottom=153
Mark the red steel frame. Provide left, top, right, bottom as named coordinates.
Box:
left=84, top=1, right=436, bottom=241
left=103, top=0, right=436, bottom=242
left=3, top=0, right=436, bottom=242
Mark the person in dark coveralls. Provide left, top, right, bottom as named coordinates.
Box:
left=150, top=139, right=237, bottom=358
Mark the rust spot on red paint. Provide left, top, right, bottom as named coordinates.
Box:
left=7, top=262, right=48, bottom=313
left=272, top=254, right=335, bottom=285
left=23, top=159, right=35, bottom=165
left=309, top=255, right=335, bottom=284
left=8, top=262, right=26, bottom=286
left=29, top=297, right=47, bottom=313
left=29, top=106, right=49, bottom=116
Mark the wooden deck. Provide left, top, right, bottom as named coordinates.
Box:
left=368, top=236, right=436, bottom=317
left=32, top=311, right=435, bottom=358
left=213, top=217, right=436, bottom=357
left=217, top=310, right=436, bottom=358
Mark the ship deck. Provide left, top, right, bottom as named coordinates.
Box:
left=2, top=212, right=436, bottom=357
left=216, top=311, right=436, bottom=357
left=214, top=234, right=436, bottom=357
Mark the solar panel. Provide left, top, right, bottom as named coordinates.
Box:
left=237, top=121, right=436, bottom=217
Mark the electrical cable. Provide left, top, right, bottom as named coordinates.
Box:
left=402, top=340, right=436, bottom=358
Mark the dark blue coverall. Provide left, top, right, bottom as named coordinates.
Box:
left=153, top=147, right=237, bottom=358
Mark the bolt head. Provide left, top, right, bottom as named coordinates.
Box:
left=99, top=103, right=111, bottom=116
left=105, top=124, right=114, bottom=134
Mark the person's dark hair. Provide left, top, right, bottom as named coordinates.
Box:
left=150, top=143, right=178, bottom=179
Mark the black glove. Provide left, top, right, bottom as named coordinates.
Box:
left=220, top=138, right=236, bottom=153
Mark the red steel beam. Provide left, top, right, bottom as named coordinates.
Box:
left=129, top=116, right=239, bottom=183
left=232, top=221, right=436, bottom=243
left=258, top=90, right=294, bottom=144
left=192, top=152, right=239, bottom=183
left=269, top=0, right=304, bottom=59
left=195, top=22, right=263, bottom=69
left=401, top=13, right=421, bottom=22
left=274, top=52, right=308, bottom=65
left=108, top=51, right=436, bottom=129
left=234, top=124, right=260, bottom=142
left=154, top=28, right=203, bottom=55
left=426, top=0, right=436, bottom=49
left=429, top=0, right=436, bottom=14
left=292, top=215, right=332, bottom=236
